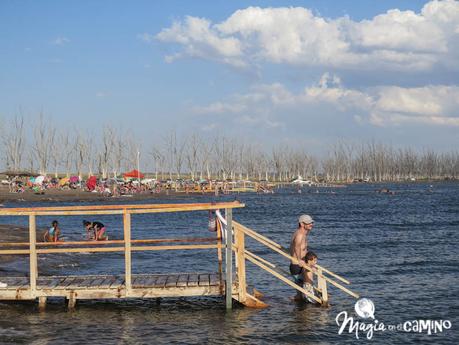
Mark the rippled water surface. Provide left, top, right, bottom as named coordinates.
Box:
left=0, top=182, right=458, bottom=344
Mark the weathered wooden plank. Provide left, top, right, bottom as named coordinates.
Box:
left=209, top=274, right=220, bottom=286
left=47, top=277, right=66, bottom=289
left=143, top=276, right=158, bottom=287
left=67, top=277, right=86, bottom=289
left=100, top=276, right=117, bottom=288
left=61, top=277, right=78, bottom=288
left=132, top=276, right=150, bottom=288
left=165, top=275, right=179, bottom=288
left=198, top=274, right=210, bottom=287
left=154, top=275, right=168, bottom=288
left=110, top=275, right=125, bottom=288
left=177, top=274, right=188, bottom=287
left=89, top=277, right=106, bottom=288
left=17, top=277, right=31, bottom=289
left=187, top=274, right=199, bottom=287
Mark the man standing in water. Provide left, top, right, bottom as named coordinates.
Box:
left=289, top=214, right=314, bottom=299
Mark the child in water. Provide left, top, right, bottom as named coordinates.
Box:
left=44, top=220, right=62, bottom=242
left=83, top=220, right=108, bottom=241
left=302, top=251, right=319, bottom=303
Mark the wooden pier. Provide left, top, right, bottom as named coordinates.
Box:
left=0, top=201, right=358, bottom=310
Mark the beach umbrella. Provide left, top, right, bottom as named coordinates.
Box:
left=69, top=176, right=79, bottom=183
left=123, top=169, right=145, bottom=179
left=35, top=176, right=45, bottom=185
left=59, top=177, right=70, bottom=186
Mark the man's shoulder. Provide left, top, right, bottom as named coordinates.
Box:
left=293, top=229, right=305, bottom=240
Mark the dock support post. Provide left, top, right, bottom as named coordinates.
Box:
left=235, top=224, right=246, bottom=303
left=68, top=292, right=76, bottom=310
left=124, top=211, right=132, bottom=297
left=225, top=208, right=233, bottom=310
left=38, top=296, right=47, bottom=311
left=317, top=268, right=329, bottom=306
left=29, top=214, right=37, bottom=298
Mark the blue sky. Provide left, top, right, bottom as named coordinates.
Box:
left=1, top=0, right=458, bottom=154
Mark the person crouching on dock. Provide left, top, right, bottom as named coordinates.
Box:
left=44, top=220, right=62, bottom=242
left=83, top=220, right=108, bottom=241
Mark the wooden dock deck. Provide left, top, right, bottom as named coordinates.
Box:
left=0, top=273, right=226, bottom=300
left=0, top=201, right=359, bottom=310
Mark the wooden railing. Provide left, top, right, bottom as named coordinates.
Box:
left=231, top=221, right=359, bottom=306
left=0, top=201, right=244, bottom=304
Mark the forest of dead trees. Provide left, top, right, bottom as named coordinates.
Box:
left=1, top=116, right=458, bottom=183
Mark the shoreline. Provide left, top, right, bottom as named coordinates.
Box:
left=0, top=187, right=211, bottom=204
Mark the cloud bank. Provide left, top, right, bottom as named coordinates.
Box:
left=155, top=0, right=459, bottom=71
left=151, top=0, right=459, bottom=138
left=194, top=74, right=459, bottom=127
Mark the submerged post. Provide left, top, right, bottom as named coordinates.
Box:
left=317, top=267, right=329, bottom=306
left=29, top=213, right=37, bottom=297
left=235, top=224, right=247, bottom=303
left=124, top=211, right=132, bottom=296
left=225, top=208, right=233, bottom=309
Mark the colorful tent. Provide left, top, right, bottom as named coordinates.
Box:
left=34, top=176, right=45, bottom=185
left=59, top=177, right=70, bottom=186
left=86, top=176, right=97, bottom=191
left=69, top=176, right=79, bottom=183
left=123, top=169, right=144, bottom=179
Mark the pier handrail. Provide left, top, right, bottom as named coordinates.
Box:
left=0, top=201, right=244, bottom=216
left=0, top=201, right=243, bottom=307
left=231, top=220, right=359, bottom=305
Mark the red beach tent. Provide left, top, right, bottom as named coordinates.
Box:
left=86, top=176, right=97, bottom=191
left=123, top=169, right=144, bottom=179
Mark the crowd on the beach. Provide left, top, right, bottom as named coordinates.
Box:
left=2, top=172, right=274, bottom=196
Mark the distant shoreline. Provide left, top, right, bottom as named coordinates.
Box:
left=0, top=186, right=207, bottom=205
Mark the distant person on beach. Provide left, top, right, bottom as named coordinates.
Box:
left=83, top=220, right=108, bottom=241
left=43, top=220, right=62, bottom=242
left=302, top=251, right=319, bottom=303
left=289, top=214, right=314, bottom=299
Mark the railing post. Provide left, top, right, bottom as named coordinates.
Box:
left=124, top=211, right=132, bottom=296
left=235, top=224, right=246, bottom=303
left=225, top=208, right=233, bottom=310
left=29, top=213, right=37, bottom=298
left=317, top=267, right=328, bottom=306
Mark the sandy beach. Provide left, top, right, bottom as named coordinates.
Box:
left=0, top=185, right=202, bottom=204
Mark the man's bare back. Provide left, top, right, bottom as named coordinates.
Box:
left=290, top=228, right=308, bottom=263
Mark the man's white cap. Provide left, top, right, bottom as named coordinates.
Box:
left=298, top=214, right=314, bottom=224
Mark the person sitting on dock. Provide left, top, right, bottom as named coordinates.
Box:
left=43, top=220, right=62, bottom=242
left=289, top=214, right=314, bottom=300
left=302, top=251, right=319, bottom=303
left=83, top=220, right=108, bottom=241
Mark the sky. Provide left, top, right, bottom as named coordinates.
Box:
left=1, top=0, right=458, bottom=155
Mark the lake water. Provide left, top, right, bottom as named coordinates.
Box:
left=0, top=182, right=458, bottom=344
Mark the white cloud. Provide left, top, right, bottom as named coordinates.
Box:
left=371, top=85, right=459, bottom=126
left=52, top=36, right=70, bottom=46
left=192, top=74, right=459, bottom=128
left=153, top=0, right=459, bottom=71
left=156, top=16, right=246, bottom=67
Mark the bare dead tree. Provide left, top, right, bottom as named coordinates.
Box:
left=2, top=115, right=26, bottom=172
left=185, top=133, right=201, bottom=180
left=100, top=126, right=114, bottom=178
left=33, top=113, right=56, bottom=175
